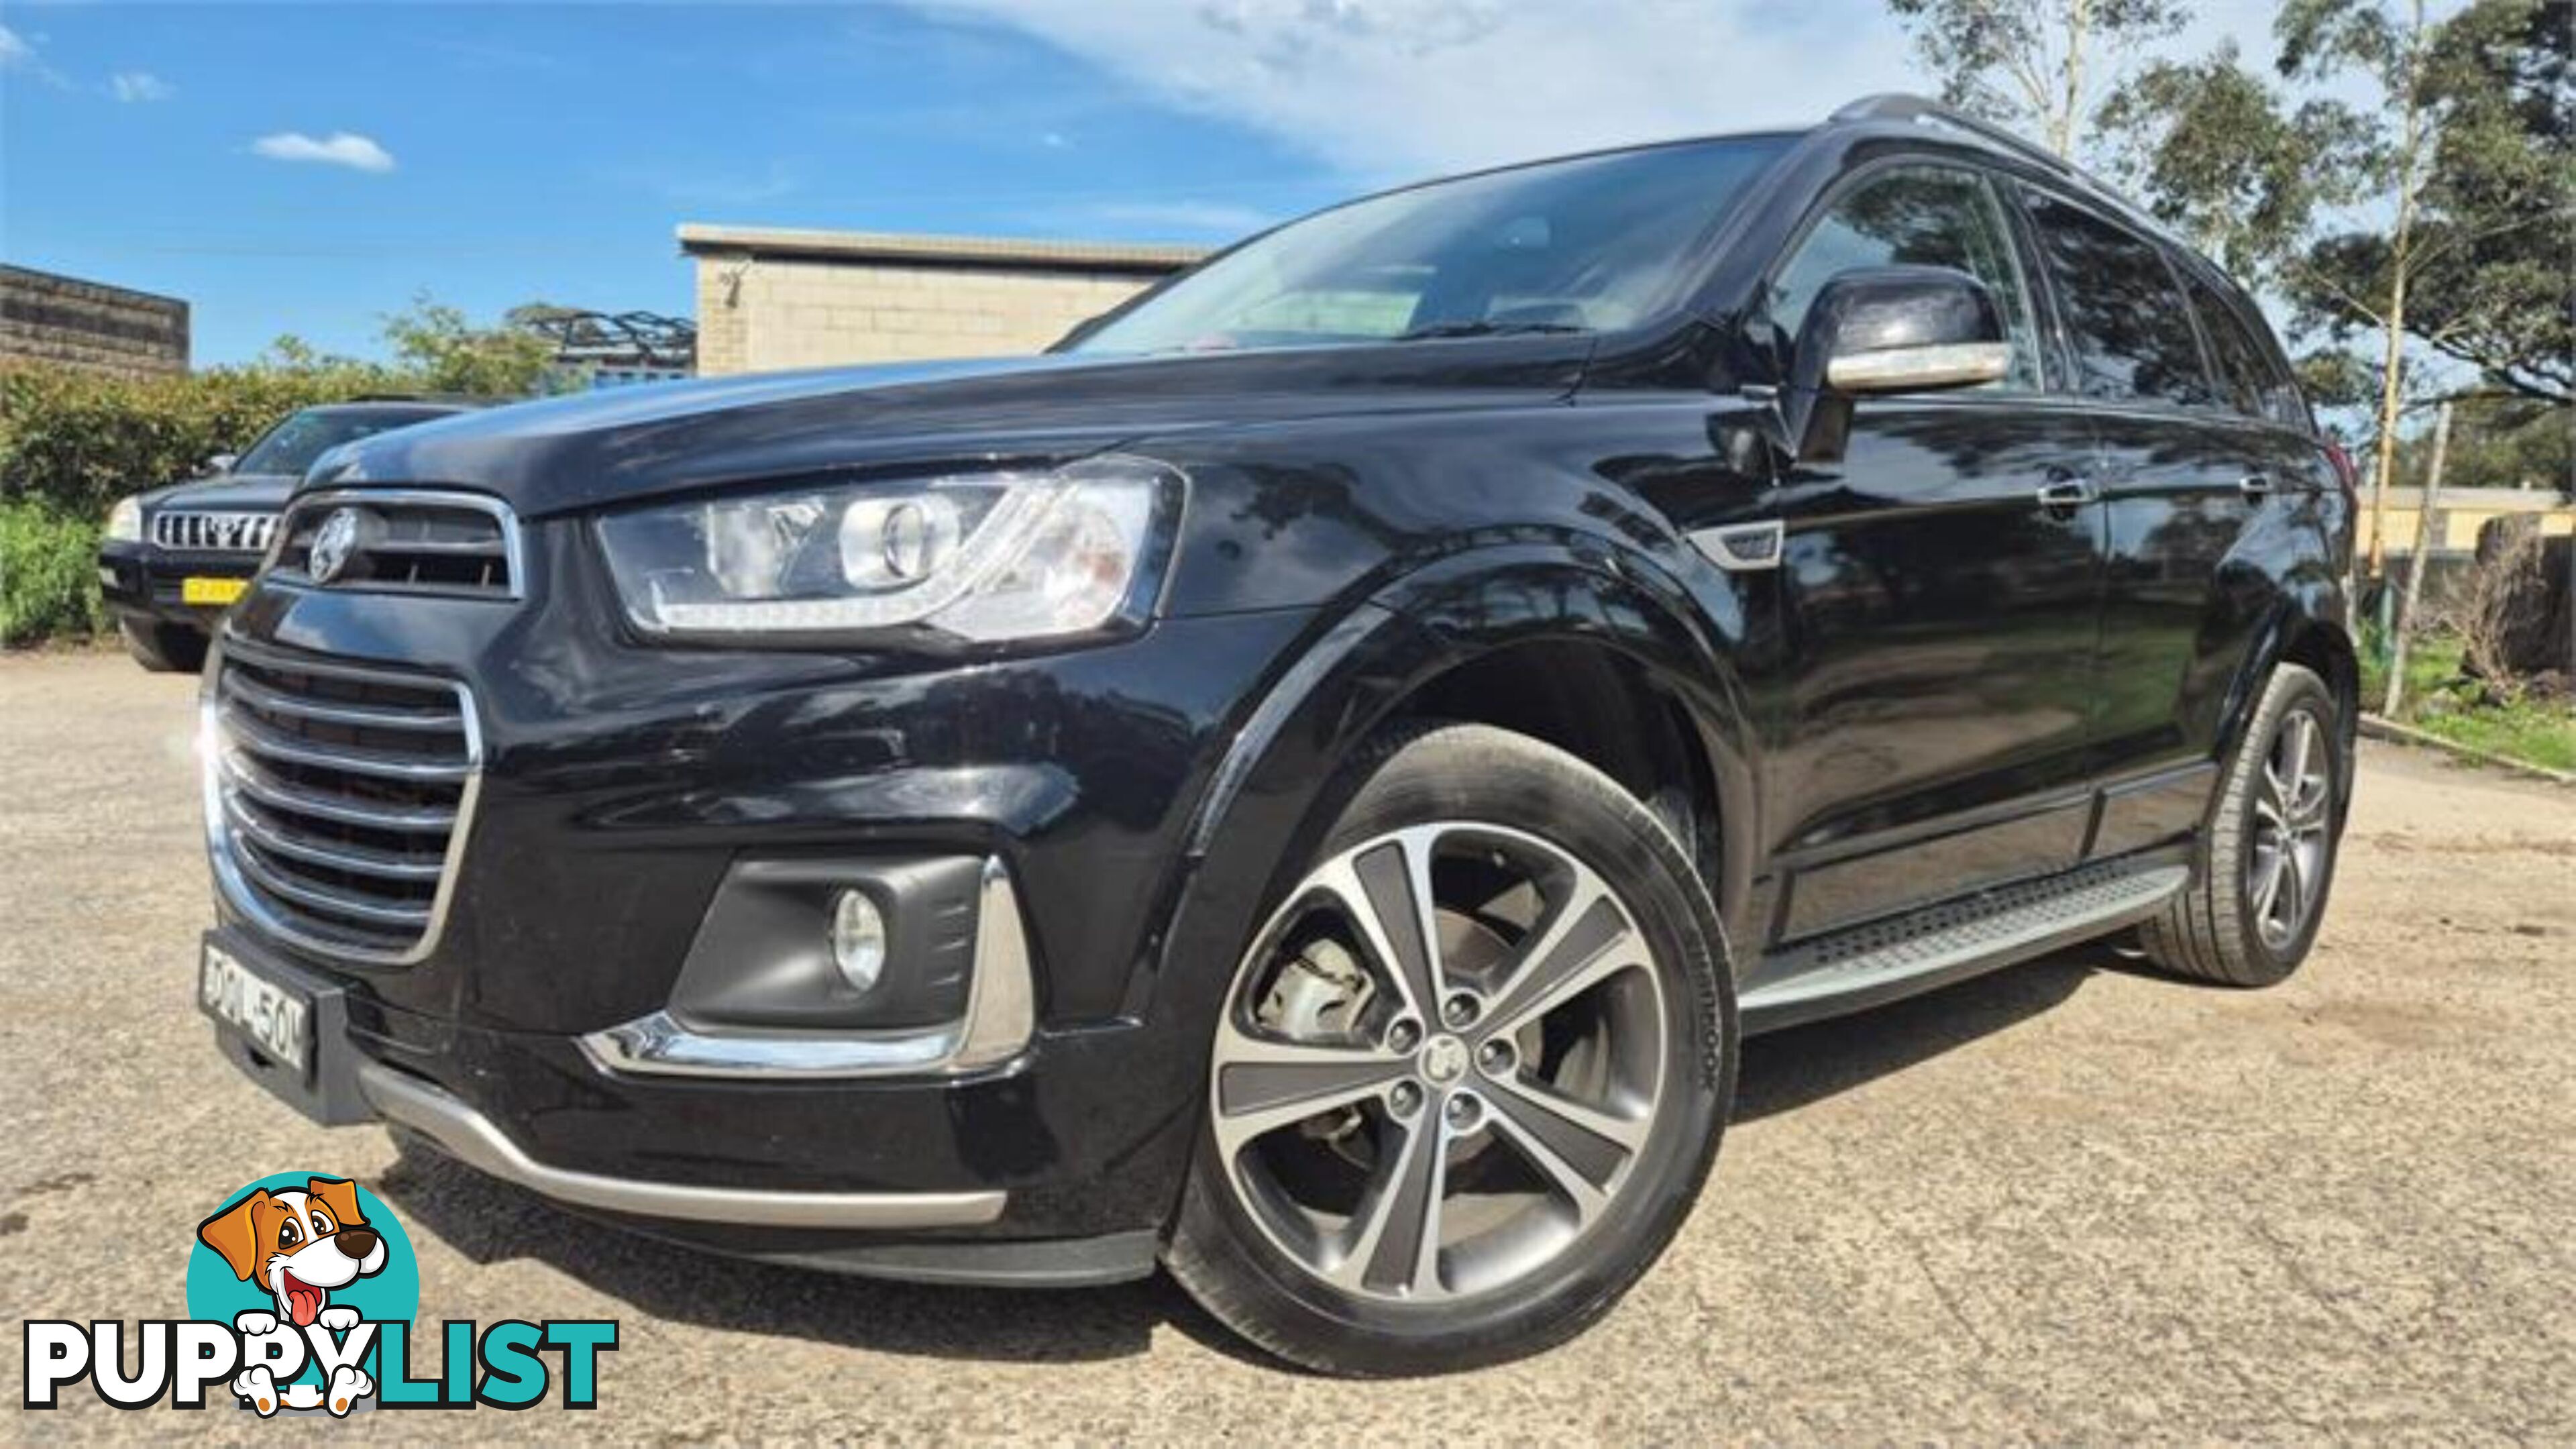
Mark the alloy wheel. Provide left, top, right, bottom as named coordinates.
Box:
left=2246, top=706, right=2333, bottom=952
left=1205, top=821, right=1669, bottom=1303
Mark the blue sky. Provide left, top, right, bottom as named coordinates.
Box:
left=3, top=0, right=2304, bottom=368
left=1, top=3, right=1357, bottom=364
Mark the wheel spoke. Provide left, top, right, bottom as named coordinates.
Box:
left=2290, top=786, right=2330, bottom=833
left=1210, top=1023, right=1408, bottom=1156
left=2278, top=841, right=2311, bottom=934
left=1317, top=830, right=1446, bottom=1022
left=1484, top=1087, right=1619, bottom=1224
left=2253, top=790, right=2288, bottom=833
left=1487, top=1068, right=1651, bottom=1156
left=1333, top=1114, right=1447, bottom=1297
left=2251, top=845, right=2288, bottom=929
left=2282, top=714, right=2315, bottom=800
left=1484, top=875, right=1640, bottom=1038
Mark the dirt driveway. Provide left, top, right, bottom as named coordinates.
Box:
left=3, top=650, right=2569, bottom=1442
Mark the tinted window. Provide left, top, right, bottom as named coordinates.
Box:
left=2182, top=271, right=2270, bottom=417
left=235, top=408, right=449, bottom=476
left=1770, top=165, right=2043, bottom=390
left=1069, top=138, right=1788, bottom=355
left=2243, top=317, right=2313, bottom=430
left=2025, top=194, right=2214, bottom=407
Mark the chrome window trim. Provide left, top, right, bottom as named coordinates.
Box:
left=578, top=857, right=1039, bottom=1080
left=266, top=488, right=526, bottom=601
left=201, top=634, right=485, bottom=968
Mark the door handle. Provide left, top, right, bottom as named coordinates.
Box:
left=2239, top=471, right=2273, bottom=498
left=2035, top=476, right=2093, bottom=511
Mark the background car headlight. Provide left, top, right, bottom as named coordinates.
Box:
left=596, top=455, right=1177, bottom=644
left=106, top=497, right=144, bottom=544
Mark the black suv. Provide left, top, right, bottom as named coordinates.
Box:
left=194, top=97, right=2356, bottom=1375
left=99, top=398, right=482, bottom=672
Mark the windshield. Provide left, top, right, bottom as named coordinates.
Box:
left=1069, top=137, right=1789, bottom=356
left=233, top=408, right=444, bottom=476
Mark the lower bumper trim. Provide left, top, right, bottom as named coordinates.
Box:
left=356, top=1059, right=1008, bottom=1230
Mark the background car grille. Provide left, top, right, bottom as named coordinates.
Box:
left=272, top=492, right=517, bottom=596
left=152, top=511, right=278, bottom=554
left=206, top=643, right=480, bottom=963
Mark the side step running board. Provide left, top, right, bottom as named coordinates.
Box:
left=1740, top=859, right=2190, bottom=1035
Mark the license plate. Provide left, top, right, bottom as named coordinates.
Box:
left=182, top=576, right=248, bottom=606
left=200, top=942, right=311, bottom=1075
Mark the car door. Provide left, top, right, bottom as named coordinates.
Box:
left=1754, top=160, right=2108, bottom=941
left=2014, top=191, right=2282, bottom=853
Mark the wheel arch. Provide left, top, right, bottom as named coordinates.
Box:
left=1143, top=544, right=1762, bottom=1032
left=2217, top=597, right=2361, bottom=808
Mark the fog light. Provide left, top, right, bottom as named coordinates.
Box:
left=828, top=889, right=887, bottom=995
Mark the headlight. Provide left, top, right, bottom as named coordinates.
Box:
left=596, top=456, right=1178, bottom=645
left=106, top=497, right=144, bottom=544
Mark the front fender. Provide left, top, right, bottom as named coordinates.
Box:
left=1138, top=543, right=1763, bottom=1032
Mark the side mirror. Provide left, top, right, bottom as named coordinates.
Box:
left=1778, top=266, right=2010, bottom=462
left=1797, top=265, right=2008, bottom=394
left=206, top=453, right=239, bottom=474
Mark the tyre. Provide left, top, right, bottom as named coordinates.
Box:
left=2139, top=662, right=2345, bottom=987
left=117, top=619, right=208, bottom=674
left=1165, top=722, right=1735, bottom=1376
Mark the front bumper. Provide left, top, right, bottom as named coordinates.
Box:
left=201, top=525, right=1323, bottom=1264
left=99, top=537, right=260, bottom=631
left=362, top=1057, right=1008, bottom=1229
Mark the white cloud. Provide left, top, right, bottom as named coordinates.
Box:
left=109, top=70, right=174, bottom=103
left=918, top=0, right=1919, bottom=180
left=251, top=131, right=396, bottom=173
left=0, top=21, right=69, bottom=88
left=916, top=0, right=2329, bottom=181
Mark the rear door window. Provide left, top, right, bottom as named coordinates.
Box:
left=2182, top=271, right=2272, bottom=418
left=2023, top=192, right=2216, bottom=409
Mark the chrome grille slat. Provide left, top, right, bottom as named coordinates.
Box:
left=152, top=511, right=278, bottom=554
left=227, top=842, right=435, bottom=928
left=219, top=667, right=466, bottom=733
left=220, top=707, right=472, bottom=783
left=218, top=749, right=459, bottom=833
left=203, top=645, right=480, bottom=965
left=220, top=792, right=449, bottom=881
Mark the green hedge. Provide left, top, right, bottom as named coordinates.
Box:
left=0, top=500, right=108, bottom=646
left=1, top=361, right=406, bottom=519
left=0, top=360, right=417, bottom=647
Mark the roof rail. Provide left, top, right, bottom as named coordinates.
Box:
left=1830, top=93, right=2076, bottom=176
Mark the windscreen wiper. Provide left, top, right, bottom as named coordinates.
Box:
left=1391, top=321, right=1588, bottom=341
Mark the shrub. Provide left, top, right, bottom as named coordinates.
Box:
left=0, top=297, right=570, bottom=521
left=0, top=298, right=575, bottom=646
left=0, top=500, right=108, bottom=646
left=0, top=362, right=401, bottom=518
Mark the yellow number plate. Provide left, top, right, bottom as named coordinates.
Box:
left=181, top=577, right=249, bottom=606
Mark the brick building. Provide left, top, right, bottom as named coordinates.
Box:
left=1, top=264, right=189, bottom=377
left=678, top=225, right=1206, bottom=376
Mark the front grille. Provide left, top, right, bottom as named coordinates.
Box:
left=271, top=490, right=519, bottom=598
left=205, top=642, right=480, bottom=964
left=153, top=511, right=278, bottom=554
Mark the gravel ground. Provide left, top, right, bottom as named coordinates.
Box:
left=3, top=650, right=2570, bottom=1442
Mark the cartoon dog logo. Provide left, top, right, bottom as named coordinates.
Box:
left=196, top=1176, right=385, bottom=1415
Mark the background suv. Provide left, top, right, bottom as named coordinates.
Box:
left=98, top=397, right=482, bottom=671
left=192, top=95, right=2356, bottom=1375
